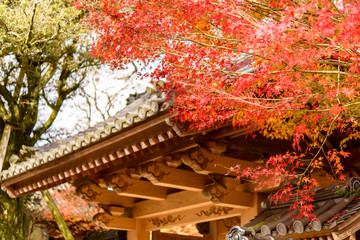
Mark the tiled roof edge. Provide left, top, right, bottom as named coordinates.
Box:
left=1, top=92, right=169, bottom=181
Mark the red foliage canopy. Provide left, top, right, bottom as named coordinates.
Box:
left=76, top=0, right=360, bottom=218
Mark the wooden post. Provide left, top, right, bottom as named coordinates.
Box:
left=0, top=124, right=11, bottom=175
left=241, top=193, right=267, bottom=225
left=209, top=221, right=218, bottom=240
left=41, top=190, right=75, bottom=240
left=127, top=219, right=150, bottom=240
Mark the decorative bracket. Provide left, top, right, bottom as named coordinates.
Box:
left=76, top=182, right=103, bottom=201
left=203, top=178, right=228, bottom=203
left=182, top=147, right=214, bottom=174
left=140, top=162, right=170, bottom=184
left=106, top=173, right=133, bottom=194
left=93, top=212, right=113, bottom=228
left=165, top=117, right=196, bottom=137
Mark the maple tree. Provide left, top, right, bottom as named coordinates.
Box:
left=77, top=0, right=360, bottom=219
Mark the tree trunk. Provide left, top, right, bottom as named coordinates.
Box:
left=0, top=190, right=33, bottom=240
left=0, top=124, right=11, bottom=175
left=41, top=190, right=75, bottom=240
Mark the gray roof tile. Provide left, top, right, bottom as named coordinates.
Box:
left=1, top=92, right=169, bottom=181
left=242, top=177, right=360, bottom=238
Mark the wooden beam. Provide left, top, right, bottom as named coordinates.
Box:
left=133, top=188, right=253, bottom=219
left=203, top=182, right=253, bottom=209
left=140, top=162, right=210, bottom=191
left=103, top=172, right=168, bottom=200
left=94, top=212, right=135, bottom=231
left=127, top=219, right=150, bottom=240
left=75, top=182, right=134, bottom=207
left=182, top=147, right=258, bottom=177
left=143, top=205, right=246, bottom=231
left=107, top=206, right=126, bottom=216
left=221, top=176, right=251, bottom=192
left=239, top=193, right=267, bottom=225
left=133, top=191, right=213, bottom=218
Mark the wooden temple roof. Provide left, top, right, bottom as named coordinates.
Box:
left=1, top=92, right=177, bottom=197
left=3, top=91, right=359, bottom=239
left=0, top=92, right=274, bottom=236
left=226, top=177, right=360, bottom=240
left=1, top=91, right=291, bottom=199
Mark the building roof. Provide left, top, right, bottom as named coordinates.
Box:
left=226, top=177, right=360, bottom=240
left=1, top=92, right=180, bottom=197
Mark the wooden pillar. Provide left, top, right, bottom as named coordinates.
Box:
left=209, top=221, right=218, bottom=240
left=217, top=233, right=226, bottom=240
left=127, top=219, right=150, bottom=240
left=152, top=231, right=161, bottom=240
left=208, top=220, right=229, bottom=240
left=241, top=193, right=267, bottom=225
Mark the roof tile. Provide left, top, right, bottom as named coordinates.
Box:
left=1, top=92, right=168, bottom=182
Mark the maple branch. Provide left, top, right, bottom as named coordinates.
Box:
left=300, top=70, right=359, bottom=77
left=175, top=81, right=282, bottom=109
left=229, top=0, right=261, bottom=28
left=150, top=33, right=238, bottom=51
left=300, top=114, right=339, bottom=178
left=316, top=59, right=352, bottom=68
left=164, top=12, right=241, bottom=43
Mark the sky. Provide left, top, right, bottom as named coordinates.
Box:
left=37, top=62, right=152, bottom=144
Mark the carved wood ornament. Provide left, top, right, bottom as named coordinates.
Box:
left=140, top=162, right=170, bottom=183
left=93, top=212, right=113, bottom=227
left=203, top=181, right=228, bottom=203
left=182, top=148, right=214, bottom=173
left=106, top=173, right=133, bottom=193
left=222, top=217, right=241, bottom=229
left=148, top=215, right=184, bottom=227
left=195, top=206, right=234, bottom=217
left=76, top=183, right=102, bottom=201
left=165, top=117, right=190, bottom=137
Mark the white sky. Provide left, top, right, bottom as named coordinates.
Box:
left=40, top=62, right=152, bottom=143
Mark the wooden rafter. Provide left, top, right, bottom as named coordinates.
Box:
left=7, top=136, right=197, bottom=197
